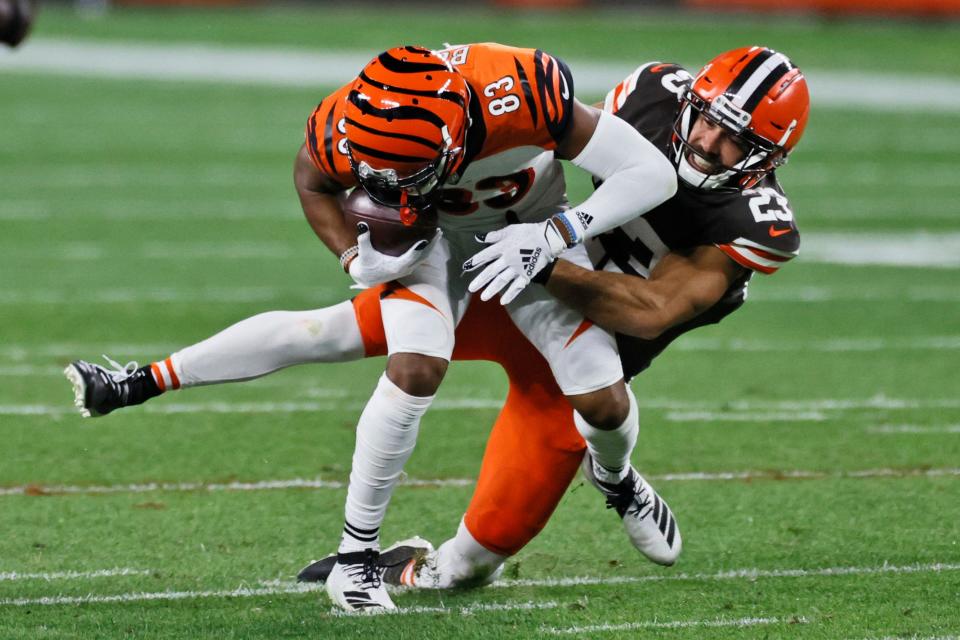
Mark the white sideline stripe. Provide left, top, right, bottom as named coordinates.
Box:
left=497, top=561, right=960, bottom=589
left=867, top=425, right=960, bottom=434
left=801, top=232, right=960, bottom=268
left=0, top=568, right=150, bottom=582
left=2, top=233, right=958, bottom=269
left=543, top=615, right=797, bottom=635
left=3, top=39, right=960, bottom=112
left=3, top=284, right=960, bottom=307
left=2, top=468, right=957, bottom=498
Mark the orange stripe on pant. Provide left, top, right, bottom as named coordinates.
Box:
left=352, top=284, right=585, bottom=556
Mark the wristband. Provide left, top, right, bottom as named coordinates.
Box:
left=339, top=245, right=359, bottom=272
left=551, top=212, right=581, bottom=247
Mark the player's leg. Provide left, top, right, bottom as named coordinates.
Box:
left=297, top=298, right=586, bottom=589
left=328, top=240, right=458, bottom=611
left=505, top=246, right=681, bottom=565
left=414, top=302, right=586, bottom=586
left=65, top=301, right=366, bottom=418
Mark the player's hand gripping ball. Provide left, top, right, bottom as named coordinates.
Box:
left=339, top=189, right=438, bottom=257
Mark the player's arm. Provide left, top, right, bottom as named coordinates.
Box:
left=293, top=142, right=356, bottom=260
left=551, top=100, right=677, bottom=243
left=544, top=246, right=745, bottom=339
left=465, top=99, right=677, bottom=304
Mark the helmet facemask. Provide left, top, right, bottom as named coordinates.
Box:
left=673, top=89, right=786, bottom=192
left=348, top=135, right=462, bottom=220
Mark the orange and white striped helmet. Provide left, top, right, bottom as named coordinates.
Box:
left=344, top=46, right=471, bottom=214
left=673, top=46, right=810, bottom=190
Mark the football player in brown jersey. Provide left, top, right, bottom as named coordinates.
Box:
left=65, top=46, right=809, bottom=602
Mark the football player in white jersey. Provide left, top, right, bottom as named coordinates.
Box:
left=66, top=45, right=808, bottom=602
left=67, top=43, right=679, bottom=612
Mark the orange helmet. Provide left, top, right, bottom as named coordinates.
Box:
left=673, top=46, right=810, bottom=190
left=344, top=46, right=471, bottom=213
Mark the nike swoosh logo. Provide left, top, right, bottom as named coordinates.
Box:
left=769, top=225, right=792, bottom=237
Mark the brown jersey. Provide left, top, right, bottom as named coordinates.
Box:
left=593, top=61, right=802, bottom=378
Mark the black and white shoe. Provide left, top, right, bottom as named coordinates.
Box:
left=299, top=537, right=433, bottom=587
left=581, top=454, right=682, bottom=566
left=64, top=357, right=160, bottom=418
left=325, top=549, right=397, bottom=612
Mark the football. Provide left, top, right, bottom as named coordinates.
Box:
left=339, top=189, right=439, bottom=257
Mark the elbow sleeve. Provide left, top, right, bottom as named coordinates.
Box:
left=564, top=111, right=677, bottom=240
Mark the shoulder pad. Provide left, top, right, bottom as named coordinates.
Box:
left=603, top=62, right=692, bottom=114
left=713, top=184, right=800, bottom=274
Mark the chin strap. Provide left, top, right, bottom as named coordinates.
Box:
left=398, top=190, right=418, bottom=226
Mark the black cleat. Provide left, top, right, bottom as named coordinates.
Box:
left=298, top=537, right=433, bottom=586
left=64, top=357, right=161, bottom=418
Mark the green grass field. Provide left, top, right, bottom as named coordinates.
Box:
left=1, top=6, right=959, bottom=639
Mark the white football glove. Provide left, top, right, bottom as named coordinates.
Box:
left=463, top=219, right=569, bottom=305
left=348, top=223, right=442, bottom=288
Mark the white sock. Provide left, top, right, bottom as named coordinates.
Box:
left=573, top=386, right=639, bottom=483
left=339, top=373, right=434, bottom=553
left=416, top=519, right=506, bottom=589
left=171, top=302, right=365, bottom=387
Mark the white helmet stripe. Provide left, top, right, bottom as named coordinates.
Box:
left=730, top=52, right=790, bottom=109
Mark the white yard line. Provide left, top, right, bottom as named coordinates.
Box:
left=498, top=561, right=960, bottom=589
left=3, top=284, right=960, bottom=307
left=3, top=39, right=960, bottom=112
left=670, top=336, right=960, bottom=352
left=0, top=567, right=150, bottom=582
left=543, top=615, right=800, bottom=635
left=0, top=581, right=555, bottom=616
left=665, top=411, right=827, bottom=422
left=2, top=468, right=956, bottom=498
left=4, top=233, right=960, bottom=268
left=2, top=562, right=955, bottom=608
left=858, top=636, right=960, bottom=640
left=866, top=425, right=960, bottom=435
left=8, top=394, right=960, bottom=417
left=0, top=583, right=320, bottom=607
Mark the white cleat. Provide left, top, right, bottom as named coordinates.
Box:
left=581, top=454, right=682, bottom=566
left=325, top=549, right=397, bottom=613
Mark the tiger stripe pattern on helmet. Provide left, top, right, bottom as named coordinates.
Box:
left=344, top=46, right=470, bottom=181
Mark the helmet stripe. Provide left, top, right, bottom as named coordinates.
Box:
left=358, top=71, right=467, bottom=108
left=724, top=48, right=775, bottom=97
left=348, top=91, right=447, bottom=128
left=740, top=62, right=791, bottom=113
left=377, top=50, right=450, bottom=74
left=729, top=51, right=791, bottom=109
left=345, top=116, right=440, bottom=152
